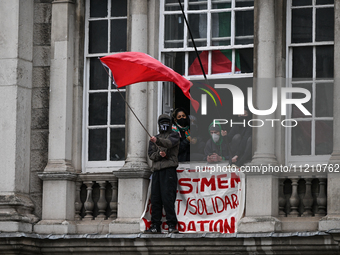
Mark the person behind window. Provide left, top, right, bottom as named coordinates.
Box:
left=227, top=108, right=252, bottom=166
left=188, top=115, right=206, bottom=161
left=204, top=122, right=229, bottom=163
left=145, top=114, right=180, bottom=234
left=172, top=108, right=191, bottom=162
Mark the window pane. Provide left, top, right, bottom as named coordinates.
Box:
left=212, top=12, right=231, bottom=46
left=316, top=8, right=334, bottom=42
left=111, top=92, right=125, bottom=125
left=111, top=0, right=127, bottom=16
left=212, top=0, right=231, bottom=9
left=89, top=129, right=107, bottom=161
left=188, top=51, right=206, bottom=75
left=235, top=0, right=254, bottom=7
left=315, top=120, right=333, bottom=155
left=293, top=47, right=313, bottom=78
left=292, top=8, right=312, bottom=43
left=291, top=121, right=311, bottom=155
left=165, top=14, right=184, bottom=48
left=238, top=48, right=253, bottom=73
left=316, top=46, right=334, bottom=78
left=291, top=83, right=312, bottom=118
left=212, top=50, right=232, bottom=74
left=235, top=10, right=254, bottom=45
left=316, top=0, right=334, bottom=4
left=316, top=83, right=333, bottom=117
left=165, top=52, right=186, bottom=75
left=165, top=0, right=183, bottom=11
left=89, top=93, right=108, bottom=125
left=110, top=128, right=125, bottom=160
left=188, top=0, right=207, bottom=10
left=90, top=0, right=108, bottom=18
left=89, top=21, right=108, bottom=54
left=188, top=14, right=207, bottom=47
left=90, top=58, right=108, bottom=90
left=292, top=0, right=312, bottom=6
left=110, top=19, right=127, bottom=52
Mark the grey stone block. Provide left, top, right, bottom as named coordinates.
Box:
left=34, top=3, right=52, bottom=23
left=30, top=193, right=42, bottom=219
left=30, top=172, right=43, bottom=193
left=32, top=87, right=49, bottom=109
left=30, top=150, right=48, bottom=171
left=31, top=108, right=49, bottom=129
left=31, top=130, right=48, bottom=150
left=33, top=67, right=50, bottom=88
left=33, top=23, right=51, bottom=46
left=33, top=46, right=50, bottom=67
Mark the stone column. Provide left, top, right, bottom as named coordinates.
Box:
left=238, top=0, right=281, bottom=233
left=319, top=0, right=340, bottom=231
left=0, top=0, right=38, bottom=232
left=35, top=0, right=77, bottom=234
left=110, top=0, right=151, bottom=233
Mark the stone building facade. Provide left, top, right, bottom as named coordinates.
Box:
left=1, top=0, right=340, bottom=253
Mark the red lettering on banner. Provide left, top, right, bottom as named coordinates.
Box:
left=209, top=220, right=214, bottom=231
left=197, top=220, right=210, bottom=231
left=187, top=221, right=196, bottom=231
left=211, top=197, right=216, bottom=213
left=179, top=178, right=192, bottom=194
left=176, top=169, right=184, bottom=173
left=143, top=218, right=152, bottom=230
left=176, top=199, right=182, bottom=215
left=215, top=196, right=224, bottom=213
left=225, top=195, right=233, bottom=210
left=230, top=172, right=240, bottom=188
left=217, top=174, right=229, bottom=189
left=214, top=219, right=224, bottom=233
left=224, top=217, right=236, bottom=233
left=189, top=198, right=198, bottom=215
left=197, top=199, right=204, bottom=215
left=178, top=221, right=186, bottom=232
left=184, top=197, right=190, bottom=216
left=200, top=176, right=216, bottom=192
left=231, top=194, right=239, bottom=208
left=192, top=178, right=200, bottom=193
left=203, top=199, right=213, bottom=215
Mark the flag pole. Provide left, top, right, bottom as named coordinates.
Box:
left=178, top=1, right=233, bottom=164
left=100, top=61, right=153, bottom=139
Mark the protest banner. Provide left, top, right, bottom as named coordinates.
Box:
left=140, top=166, right=245, bottom=233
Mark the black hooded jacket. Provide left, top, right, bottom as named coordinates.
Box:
left=148, top=114, right=180, bottom=171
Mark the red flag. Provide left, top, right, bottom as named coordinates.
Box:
left=100, top=52, right=199, bottom=112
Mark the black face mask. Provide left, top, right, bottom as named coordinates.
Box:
left=159, top=121, right=170, bottom=132
left=177, top=118, right=188, bottom=127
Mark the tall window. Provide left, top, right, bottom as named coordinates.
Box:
left=287, top=0, right=334, bottom=164
left=83, top=0, right=127, bottom=172
left=160, top=0, right=254, bottom=78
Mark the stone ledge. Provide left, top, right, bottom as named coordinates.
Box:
left=38, top=172, right=78, bottom=181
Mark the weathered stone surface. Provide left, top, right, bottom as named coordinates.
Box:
left=30, top=172, right=42, bottom=193
left=34, top=3, right=52, bottom=24
left=30, top=193, right=42, bottom=219
left=30, top=150, right=48, bottom=171
left=31, top=130, right=48, bottom=151
left=32, top=87, right=49, bottom=109
left=33, top=23, right=51, bottom=46
left=32, top=67, right=50, bottom=88
left=33, top=46, right=50, bottom=67
left=31, top=108, right=49, bottom=129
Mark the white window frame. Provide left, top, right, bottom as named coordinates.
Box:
left=82, top=0, right=127, bottom=173
left=286, top=0, right=334, bottom=165
left=159, top=0, right=254, bottom=80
